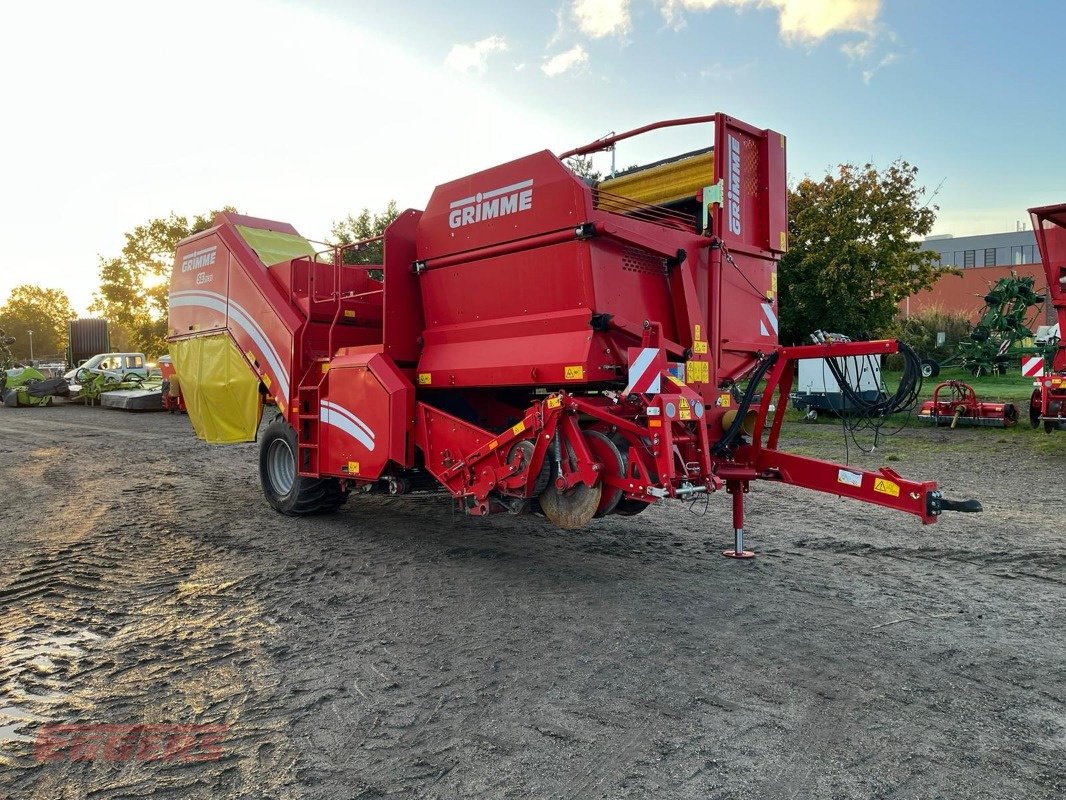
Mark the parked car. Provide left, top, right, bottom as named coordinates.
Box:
left=65, top=352, right=148, bottom=382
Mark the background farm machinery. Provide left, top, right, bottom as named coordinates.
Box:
left=167, top=113, right=981, bottom=555
left=1027, top=203, right=1066, bottom=432
left=918, top=273, right=1049, bottom=379
left=916, top=203, right=1066, bottom=433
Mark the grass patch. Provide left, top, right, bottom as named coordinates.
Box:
left=770, top=367, right=1064, bottom=458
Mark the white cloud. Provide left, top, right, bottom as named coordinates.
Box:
left=840, top=38, right=874, bottom=61
left=573, top=0, right=631, bottom=38
left=542, top=44, right=589, bottom=77
left=861, top=51, right=898, bottom=84
left=444, top=35, right=508, bottom=74
left=658, top=0, right=881, bottom=43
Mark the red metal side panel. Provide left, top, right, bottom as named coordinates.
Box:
left=419, top=309, right=598, bottom=387
left=588, top=238, right=679, bottom=343
left=417, top=238, right=603, bottom=387
left=420, top=240, right=594, bottom=328
left=416, top=151, right=591, bottom=260
left=223, top=241, right=297, bottom=406
left=170, top=215, right=306, bottom=415
left=382, top=210, right=425, bottom=366
left=169, top=229, right=229, bottom=336
left=320, top=351, right=413, bottom=478
left=711, top=114, right=787, bottom=378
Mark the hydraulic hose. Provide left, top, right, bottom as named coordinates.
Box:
left=711, top=351, right=780, bottom=456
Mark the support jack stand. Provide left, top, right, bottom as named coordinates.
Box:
left=723, top=482, right=755, bottom=559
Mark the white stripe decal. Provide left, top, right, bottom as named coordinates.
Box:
left=624, top=347, right=660, bottom=395
left=761, top=303, right=779, bottom=335
left=321, top=401, right=375, bottom=443
left=320, top=402, right=375, bottom=451
left=170, top=290, right=291, bottom=400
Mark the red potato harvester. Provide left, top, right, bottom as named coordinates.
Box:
left=167, top=113, right=980, bottom=558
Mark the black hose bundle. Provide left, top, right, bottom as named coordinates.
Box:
left=711, top=351, right=780, bottom=456
left=813, top=333, right=924, bottom=455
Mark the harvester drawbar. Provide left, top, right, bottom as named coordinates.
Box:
left=168, top=113, right=980, bottom=556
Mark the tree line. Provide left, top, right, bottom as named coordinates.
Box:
left=0, top=160, right=944, bottom=362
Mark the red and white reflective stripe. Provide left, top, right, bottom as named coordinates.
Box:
left=1021, top=356, right=1044, bottom=377
left=759, top=302, right=778, bottom=337
left=625, top=348, right=662, bottom=395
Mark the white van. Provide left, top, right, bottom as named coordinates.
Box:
left=64, top=352, right=148, bottom=382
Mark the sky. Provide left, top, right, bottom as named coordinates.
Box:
left=1, top=0, right=1063, bottom=314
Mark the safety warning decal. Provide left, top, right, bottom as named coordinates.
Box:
left=687, top=360, right=709, bottom=384
left=873, top=478, right=900, bottom=497
left=837, top=469, right=862, bottom=488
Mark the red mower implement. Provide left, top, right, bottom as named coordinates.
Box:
left=168, top=113, right=980, bottom=557
left=917, top=381, right=1019, bottom=428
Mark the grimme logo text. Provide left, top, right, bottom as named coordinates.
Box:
left=181, top=245, right=217, bottom=273
left=727, top=135, right=742, bottom=236
left=449, top=179, right=533, bottom=229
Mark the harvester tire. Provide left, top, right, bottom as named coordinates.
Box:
left=920, top=359, right=940, bottom=379
left=259, top=418, right=348, bottom=516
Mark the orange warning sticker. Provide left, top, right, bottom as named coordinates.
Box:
left=564, top=366, right=584, bottom=380
left=547, top=396, right=562, bottom=409
left=418, top=373, right=432, bottom=385
left=347, top=461, right=360, bottom=474
left=874, top=478, right=900, bottom=497
left=512, top=421, right=526, bottom=436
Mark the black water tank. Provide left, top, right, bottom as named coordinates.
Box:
left=68, top=318, right=109, bottom=367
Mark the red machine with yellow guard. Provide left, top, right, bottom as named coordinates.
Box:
left=168, top=113, right=980, bottom=556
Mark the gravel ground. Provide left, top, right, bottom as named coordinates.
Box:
left=0, top=403, right=1062, bottom=799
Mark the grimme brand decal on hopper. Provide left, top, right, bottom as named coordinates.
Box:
left=448, top=179, right=534, bottom=228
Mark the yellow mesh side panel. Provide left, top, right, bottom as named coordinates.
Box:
left=599, top=151, right=715, bottom=206
left=169, top=334, right=262, bottom=443
left=235, top=225, right=316, bottom=268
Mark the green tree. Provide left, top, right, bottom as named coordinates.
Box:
left=91, top=209, right=233, bottom=357
left=330, top=201, right=399, bottom=265
left=0, top=285, right=76, bottom=363
left=778, top=161, right=947, bottom=344
left=565, top=154, right=602, bottom=183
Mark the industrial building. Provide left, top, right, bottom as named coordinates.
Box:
left=907, top=227, right=1053, bottom=324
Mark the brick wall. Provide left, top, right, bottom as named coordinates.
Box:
left=902, top=263, right=1054, bottom=326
